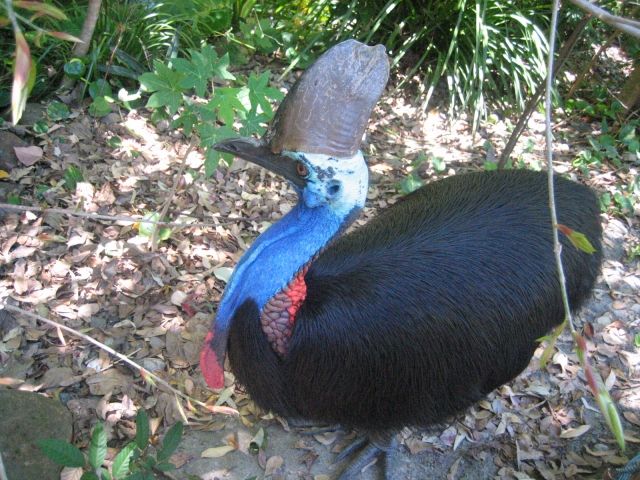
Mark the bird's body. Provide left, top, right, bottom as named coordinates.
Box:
left=223, top=169, right=602, bottom=431
left=200, top=39, right=603, bottom=478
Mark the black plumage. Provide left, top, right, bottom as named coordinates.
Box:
left=227, top=169, right=602, bottom=431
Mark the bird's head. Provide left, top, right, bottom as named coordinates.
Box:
left=213, top=38, right=388, bottom=215
left=213, top=140, right=369, bottom=216
left=200, top=40, right=388, bottom=390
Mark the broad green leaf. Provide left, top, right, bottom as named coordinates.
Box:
left=135, top=410, right=150, bottom=450
left=399, top=174, right=423, bottom=194
left=80, top=472, right=100, bottom=480
left=64, top=165, right=83, bottom=191
left=172, top=110, right=197, bottom=136
left=89, top=423, right=107, bottom=470
left=207, top=87, right=245, bottom=126
left=139, top=62, right=185, bottom=114
left=239, top=107, right=269, bottom=137
left=138, top=212, right=159, bottom=237
left=33, top=119, right=48, bottom=134
left=174, top=54, right=211, bottom=98
left=484, top=161, right=498, bottom=171
left=64, top=58, right=85, bottom=79
left=146, top=90, right=182, bottom=116
left=208, top=50, right=235, bottom=81
left=613, top=193, right=634, bottom=215
left=47, top=100, right=70, bottom=121
left=88, top=97, right=112, bottom=117
left=107, top=136, right=122, bottom=148
left=7, top=192, right=21, bottom=205
left=138, top=72, right=168, bottom=93
left=247, top=71, right=283, bottom=115
left=37, top=439, right=85, bottom=467
left=204, top=149, right=222, bottom=176
left=112, top=443, right=136, bottom=480
left=431, top=156, right=446, bottom=173
left=89, top=79, right=112, bottom=99
left=199, top=124, right=235, bottom=148
left=137, top=212, right=172, bottom=241
left=157, top=422, right=183, bottom=462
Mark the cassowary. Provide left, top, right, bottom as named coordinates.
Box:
left=200, top=40, right=603, bottom=478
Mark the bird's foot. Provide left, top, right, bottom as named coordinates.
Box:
left=335, top=432, right=397, bottom=480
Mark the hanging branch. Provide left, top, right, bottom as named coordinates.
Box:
left=0, top=303, right=238, bottom=418
left=500, top=0, right=640, bottom=167
left=542, top=0, right=625, bottom=451
left=568, top=0, right=640, bottom=38
left=498, top=14, right=591, bottom=168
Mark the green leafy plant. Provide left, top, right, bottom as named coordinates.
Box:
left=38, top=410, right=184, bottom=480
left=138, top=43, right=284, bottom=175
left=138, top=212, right=172, bottom=242
left=1, top=0, right=82, bottom=123
left=63, top=165, right=84, bottom=190
left=46, top=100, right=71, bottom=121
left=398, top=152, right=427, bottom=194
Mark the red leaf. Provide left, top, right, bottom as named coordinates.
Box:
left=13, top=1, right=68, bottom=20
left=47, top=31, right=84, bottom=43
left=14, top=145, right=43, bottom=166
left=181, top=301, right=196, bottom=317
left=11, top=29, right=32, bottom=125
left=557, top=223, right=597, bottom=254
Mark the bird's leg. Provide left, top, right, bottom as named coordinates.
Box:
left=335, top=431, right=398, bottom=480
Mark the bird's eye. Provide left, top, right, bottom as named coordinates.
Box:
left=296, top=161, right=309, bottom=178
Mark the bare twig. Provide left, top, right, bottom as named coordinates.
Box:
left=1, top=303, right=238, bottom=417
left=498, top=14, right=591, bottom=168
left=568, top=4, right=640, bottom=99
left=59, top=0, right=101, bottom=93
left=544, top=0, right=625, bottom=451
left=568, top=0, right=640, bottom=38
left=151, top=140, right=197, bottom=251
left=567, top=29, right=619, bottom=98
left=0, top=203, right=258, bottom=227
left=545, top=2, right=575, bottom=335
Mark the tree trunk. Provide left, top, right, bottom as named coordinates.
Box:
left=620, top=62, right=640, bottom=112
left=59, top=0, right=102, bottom=94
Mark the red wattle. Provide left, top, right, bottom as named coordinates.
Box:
left=200, top=331, right=224, bottom=389
left=285, top=267, right=308, bottom=326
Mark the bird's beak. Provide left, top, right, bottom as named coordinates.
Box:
left=214, top=137, right=306, bottom=188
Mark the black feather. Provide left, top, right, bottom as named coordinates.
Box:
left=228, top=169, right=602, bottom=431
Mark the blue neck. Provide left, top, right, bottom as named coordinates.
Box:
left=214, top=199, right=359, bottom=331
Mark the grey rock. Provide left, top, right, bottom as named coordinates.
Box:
left=0, top=389, right=73, bottom=480
left=177, top=418, right=497, bottom=480
left=20, top=103, right=47, bottom=126
left=0, top=131, right=27, bottom=170
left=604, top=219, right=629, bottom=261
left=100, top=112, right=121, bottom=125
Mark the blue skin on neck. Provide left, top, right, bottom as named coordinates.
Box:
left=214, top=196, right=356, bottom=332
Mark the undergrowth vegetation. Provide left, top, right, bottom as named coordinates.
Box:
left=1, top=0, right=637, bottom=219
left=0, top=0, right=596, bottom=120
